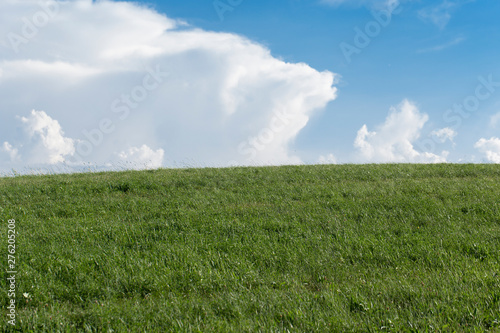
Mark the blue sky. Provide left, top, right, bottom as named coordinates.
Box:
left=1, top=0, right=499, bottom=174
left=148, top=0, right=500, bottom=162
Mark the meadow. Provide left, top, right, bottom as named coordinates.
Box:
left=1, top=164, right=499, bottom=332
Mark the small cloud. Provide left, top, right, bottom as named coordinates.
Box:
left=490, top=112, right=500, bottom=128
left=117, top=144, right=164, bottom=170
left=431, top=127, right=457, bottom=143
left=320, top=0, right=400, bottom=11
left=417, top=36, right=465, bottom=53
left=418, top=1, right=454, bottom=29
left=418, top=0, right=473, bottom=29
left=320, top=0, right=348, bottom=5
left=474, top=137, right=500, bottom=163
left=20, top=110, right=75, bottom=164
left=2, top=110, right=75, bottom=166
left=0, top=142, right=19, bottom=162
left=318, top=153, right=337, bottom=164
left=354, top=99, right=448, bottom=163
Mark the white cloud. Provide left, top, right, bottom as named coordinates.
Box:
left=431, top=127, right=457, bottom=143
left=354, top=99, right=448, bottom=163
left=320, top=0, right=401, bottom=10
left=474, top=137, right=500, bottom=163
left=0, top=0, right=337, bottom=172
left=0, top=60, right=102, bottom=81
left=1, top=142, right=19, bottom=162
left=418, top=2, right=453, bottom=29
left=117, top=145, right=164, bottom=170
left=417, top=36, right=465, bottom=53
left=318, top=153, right=337, bottom=164
left=490, top=112, right=500, bottom=128
left=418, top=0, right=472, bottom=29
left=3, top=109, right=165, bottom=171
left=10, top=110, right=75, bottom=165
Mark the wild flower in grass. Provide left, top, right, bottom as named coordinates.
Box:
left=23, top=292, right=32, bottom=303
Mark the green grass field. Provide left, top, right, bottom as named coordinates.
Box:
left=1, top=164, right=499, bottom=332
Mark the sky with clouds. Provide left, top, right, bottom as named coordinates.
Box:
left=0, top=0, right=499, bottom=174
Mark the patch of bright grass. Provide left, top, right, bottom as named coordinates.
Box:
left=1, top=164, right=499, bottom=331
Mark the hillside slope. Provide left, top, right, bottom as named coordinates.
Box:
left=1, top=164, right=499, bottom=331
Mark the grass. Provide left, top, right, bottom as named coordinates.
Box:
left=1, top=164, right=499, bottom=332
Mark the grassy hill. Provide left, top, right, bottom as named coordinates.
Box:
left=1, top=164, right=499, bottom=332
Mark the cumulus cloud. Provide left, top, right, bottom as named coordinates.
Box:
left=0, top=0, right=337, bottom=173
left=318, top=153, right=337, bottom=164
left=474, top=137, right=500, bottom=163
left=431, top=127, right=457, bottom=143
left=21, top=110, right=75, bottom=164
left=0, top=142, right=19, bottom=163
left=117, top=145, right=164, bottom=170
left=354, top=100, right=448, bottom=163
left=3, top=110, right=75, bottom=165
